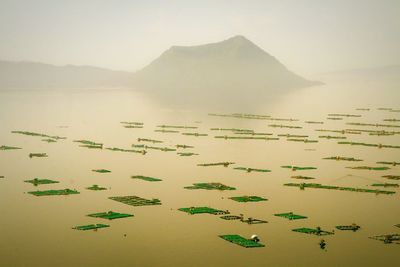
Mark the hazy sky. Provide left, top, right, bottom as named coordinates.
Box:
left=0, top=0, right=399, bottom=75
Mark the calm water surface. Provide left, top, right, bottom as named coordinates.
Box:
left=0, top=81, right=399, bottom=267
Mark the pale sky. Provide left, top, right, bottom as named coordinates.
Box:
left=0, top=0, right=399, bottom=75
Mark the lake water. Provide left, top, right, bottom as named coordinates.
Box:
left=0, top=80, right=399, bottom=267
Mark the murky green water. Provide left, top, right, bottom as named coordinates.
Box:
left=0, top=81, right=399, bottom=266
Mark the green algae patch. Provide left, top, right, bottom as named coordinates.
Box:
left=24, top=178, right=59, bottom=186
left=131, top=175, right=162, bottom=182
left=284, top=183, right=395, bottom=194
left=87, top=211, right=133, bottom=220
left=28, top=189, right=79, bottom=196
left=292, top=227, right=334, bottom=236
left=184, top=182, right=236, bottom=191
left=109, top=195, right=162, bottom=206
left=274, top=212, right=307, bottom=220
left=219, top=235, right=265, bottom=248
left=73, top=224, right=110, bottom=231
left=197, top=162, right=235, bottom=167
left=86, top=184, right=107, bottom=190
left=92, top=169, right=111, bottom=173
left=233, top=167, right=271, bottom=173
left=229, top=196, right=267, bottom=202
left=281, top=166, right=317, bottom=171
left=179, top=207, right=229, bottom=215
left=0, top=145, right=22, bottom=150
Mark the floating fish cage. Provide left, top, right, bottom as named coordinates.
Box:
left=137, top=138, right=163, bottom=143
left=219, top=235, right=265, bottom=248
left=92, top=169, right=111, bottom=173
left=131, top=175, right=162, bottom=182
left=214, top=136, right=279, bottom=140
left=178, top=207, right=229, bottom=215
left=109, top=195, right=162, bottom=206
left=274, top=212, right=307, bottom=220
left=0, top=145, right=22, bottom=150
left=229, top=196, right=268, bottom=202
left=28, top=189, right=80, bottom=196
left=29, top=153, right=48, bottom=158
left=86, top=184, right=107, bottom=190
left=87, top=211, right=133, bottom=220
left=335, top=224, right=360, bottom=231
left=12, top=130, right=66, bottom=140
left=371, top=183, right=399, bottom=188
left=346, top=166, right=390, bottom=171
left=154, top=129, right=179, bottom=133
left=181, top=133, right=208, bottom=137
left=72, top=224, right=110, bottom=231
left=197, top=162, right=235, bottom=167
left=157, top=125, right=197, bottom=129
left=177, top=152, right=198, bottom=156
left=281, top=166, right=317, bottom=171
left=319, top=135, right=347, bottom=139
left=328, top=114, right=362, bottom=117
left=106, top=147, right=145, bottom=154
left=323, top=156, right=362, bottom=161
left=184, top=182, right=236, bottom=191
left=369, top=234, right=400, bottom=244
left=269, top=124, right=302, bottom=129
left=176, top=144, right=194, bottom=149
left=292, top=227, right=334, bottom=236
left=284, top=183, right=396, bottom=195
left=24, top=178, right=59, bottom=185
left=382, top=175, right=400, bottom=180
left=376, top=161, right=399, bottom=166
left=291, top=175, right=315, bottom=180
left=233, top=167, right=271, bottom=173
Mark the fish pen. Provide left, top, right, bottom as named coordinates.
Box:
left=284, top=183, right=396, bottom=194
left=28, top=189, right=80, bottom=196
left=219, top=235, right=265, bottom=248
left=274, top=212, right=308, bottom=220
left=178, top=207, right=229, bottom=215
left=72, top=224, right=110, bottom=231
left=87, top=211, right=133, bottom=220
left=184, top=182, right=236, bottom=191
left=131, top=175, right=162, bottom=182
left=229, top=196, right=268, bottom=202
left=233, top=167, right=271, bottom=173
left=109, top=195, right=162, bottom=206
